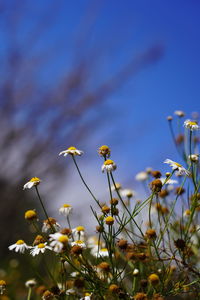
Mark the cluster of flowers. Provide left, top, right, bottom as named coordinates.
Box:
left=1, top=113, right=200, bottom=300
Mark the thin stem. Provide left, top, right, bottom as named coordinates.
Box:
left=27, top=288, right=32, bottom=300
left=72, top=156, right=101, bottom=208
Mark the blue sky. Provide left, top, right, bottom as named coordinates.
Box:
left=1, top=0, right=199, bottom=185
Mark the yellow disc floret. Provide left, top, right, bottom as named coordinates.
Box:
left=0, top=280, right=6, bottom=286
left=105, top=216, right=115, bottom=225
left=148, top=273, right=159, bottom=285
left=25, top=210, right=37, bottom=220
left=38, top=243, right=45, bottom=249
left=16, top=240, right=25, bottom=245
left=67, top=146, right=77, bottom=150
left=30, top=177, right=41, bottom=183
left=58, top=235, right=69, bottom=243
left=104, top=159, right=114, bottom=165
left=63, top=204, right=71, bottom=208
left=76, top=226, right=85, bottom=232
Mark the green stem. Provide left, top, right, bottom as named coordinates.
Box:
left=27, top=288, right=32, bottom=300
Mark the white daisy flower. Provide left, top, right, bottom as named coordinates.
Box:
left=101, top=159, right=117, bottom=173
left=135, top=171, right=148, bottom=181
left=0, top=280, right=6, bottom=295
left=49, top=233, right=69, bottom=253
left=71, top=240, right=86, bottom=248
left=120, top=189, right=135, bottom=198
left=8, top=240, right=31, bottom=254
left=42, top=218, right=60, bottom=233
left=59, top=204, right=73, bottom=217
left=164, top=159, right=190, bottom=176
left=92, top=247, right=109, bottom=258
left=25, top=279, right=37, bottom=288
left=30, top=243, right=52, bottom=256
left=59, top=146, right=83, bottom=156
left=72, top=226, right=85, bottom=240
left=174, top=110, right=185, bottom=117
left=70, top=271, right=80, bottom=277
left=184, top=119, right=200, bottom=131
left=23, top=177, right=41, bottom=190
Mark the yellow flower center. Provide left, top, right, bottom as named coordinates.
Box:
left=174, top=162, right=182, bottom=167
left=104, top=159, right=114, bottom=165
left=76, top=226, right=85, bottom=232
left=188, top=121, right=197, bottom=126
left=85, top=293, right=91, bottom=296
left=25, top=210, right=37, bottom=219
left=101, top=248, right=108, bottom=252
left=30, top=177, right=40, bottom=182
left=58, top=235, right=68, bottom=243
left=75, top=240, right=84, bottom=244
left=16, top=240, right=25, bottom=245
left=38, top=243, right=45, bottom=249
left=105, top=216, right=114, bottom=222
left=0, top=280, right=6, bottom=285
left=63, top=204, right=71, bottom=208
left=67, top=146, right=77, bottom=150
left=100, top=145, right=109, bottom=150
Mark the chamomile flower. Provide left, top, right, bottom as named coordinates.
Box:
left=101, top=159, right=117, bottom=172
left=42, top=218, right=60, bottom=233
left=59, top=204, right=72, bottom=217
left=59, top=146, right=83, bottom=156
left=23, top=177, right=41, bottom=190
left=160, top=177, right=178, bottom=185
left=25, top=279, right=37, bottom=288
left=0, top=280, right=6, bottom=295
left=111, top=182, right=121, bottom=191
left=92, top=247, right=109, bottom=258
left=184, top=119, right=200, bottom=131
left=164, top=159, right=190, bottom=176
left=8, top=240, right=31, bottom=254
left=120, top=189, right=135, bottom=198
left=30, top=243, right=52, bottom=256
left=72, top=226, right=85, bottom=240
left=135, top=171, right=148, bottom=181
left=49, top=233, right=69, bottom=253
left=71, top=240, right=86, bottom=248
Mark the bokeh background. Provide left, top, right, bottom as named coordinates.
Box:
left=0, top=0, right=199, bottom=280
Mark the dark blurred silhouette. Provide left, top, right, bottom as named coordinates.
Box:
left=0, top=1, right=163, bottom=259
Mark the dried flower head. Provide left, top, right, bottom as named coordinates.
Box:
left=174, top=239, right=186, bottom=250
left=134, top=292, right=147, bottom=300
left=33, top=235, right=46, bottom=246
left=150, top=179, right=162, bottom=193
left=110, top=198, right=119, bottom=205
left=117, top=239, right=128, bottom=250
left=145, top=229, right=157, bottom=239
left=42, top=290, right=54, bottom=300
left=109, top=284, right=120, bottom=293
left=101, top=205, right=110, bottom=214
left=70, top=245, right=83, bottom=255
left=97, top=262, right=110, bottom=272
left=42, top=218, right=60, bottom=233
left=174, top=110, right=185, bottom=117
left=151, top=170, right=162, bottom=178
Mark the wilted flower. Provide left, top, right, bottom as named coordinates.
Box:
left=111, top=182, right=121, bottom=191
left=59, top=146, right=83, bottom=156
left=30, top=243, right=52, bottom=256
left=8, top=240, right=31, bottom=254
left=98, top=145, right=111, bottom=157
left=102, top=159, right=117, bottom=172
left=23, top=177, right=41, bottom=189
left=184, top=119, right=200, bottom=131
left=42, top=290, right=54, bottom=300
left=59, top=204, right=73, bottom=217
left=164, top=159, right=190, bottom=176
left=42, top=218, right=60, bottom=233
